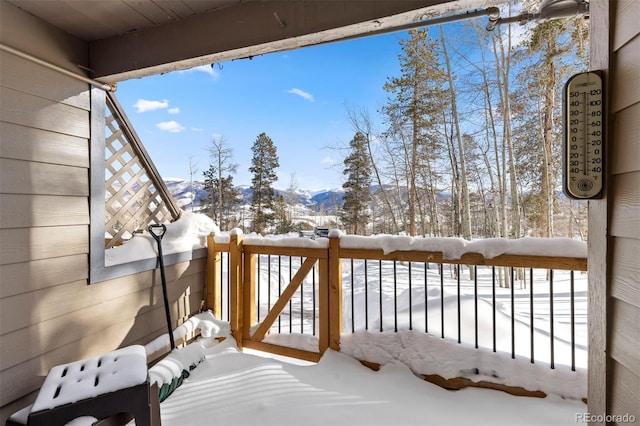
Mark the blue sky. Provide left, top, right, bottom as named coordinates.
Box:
left=116, top=32, right=410, bottom=191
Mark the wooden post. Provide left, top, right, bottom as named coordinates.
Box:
left=229, top=233, right=243, bottom=348
left=206, top=233, right=221, bottom=317
left=328, top=235, right=342, bottom=351
left=243, top=252, right=256, bottom=343
left=587, top=0, right=609, bottom=421
left=318, top=255, right=330, bottom=355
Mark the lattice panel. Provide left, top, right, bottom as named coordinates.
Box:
left=104, top=96, right=178, bottom=249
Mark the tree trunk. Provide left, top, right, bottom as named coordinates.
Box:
left=440, top=26, right=472, bottom=241
left=347, top=105, right=400, bottom=233
left=495, top=24, right=520, bottom=243
left=540, top=42, right=556, bottom=238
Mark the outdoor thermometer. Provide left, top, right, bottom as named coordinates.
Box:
left=563, top=71, right=604, bottom=199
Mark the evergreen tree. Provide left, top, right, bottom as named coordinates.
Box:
left=381, top=28, right=447, bottom=236
left=202, top=167, right=241, bottom=229
left=202, top=164, right=217, bottom=218
left=249, top=132, right=279, bottom=234
left=218, top=175, right=242, bottom=229
left=273, top=194, right=295, bottom=234
left=340, top=132, right=372, bottom=235
left=204, top=136, right=238, bottom=227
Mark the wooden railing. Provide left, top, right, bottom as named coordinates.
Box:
left=206, top=233, right=588, bottom=368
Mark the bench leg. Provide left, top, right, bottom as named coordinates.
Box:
left=28, top=382, right=161, bottom=426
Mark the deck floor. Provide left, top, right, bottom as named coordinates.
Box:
left=157, top=339, right=585, bottom=426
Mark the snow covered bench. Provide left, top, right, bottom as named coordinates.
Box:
left=7, top=345, right=160, bottom=426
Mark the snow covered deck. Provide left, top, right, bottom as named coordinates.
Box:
left=151, top=323, right=586, bottom=426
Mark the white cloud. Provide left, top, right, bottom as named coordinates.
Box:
left=168, top=107, right=180, bottom=114
left=134, top=99, right=169, bottom=112
left=156, top=121, right=185, bottom=133
left=287, top=88, right=315, bottom=102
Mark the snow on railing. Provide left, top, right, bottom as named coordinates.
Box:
left=206, top=230, right=587, bottom=389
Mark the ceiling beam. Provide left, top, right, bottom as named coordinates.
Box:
left=90, top=0, right=487, bottom=82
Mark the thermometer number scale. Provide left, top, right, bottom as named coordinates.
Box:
left=563, top=71, right=604, bottom=199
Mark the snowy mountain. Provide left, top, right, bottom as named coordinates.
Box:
left=164, top=178, right=344, bottom=212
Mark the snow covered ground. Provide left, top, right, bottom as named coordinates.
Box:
left=150, top=316, right=587, bottom=426
left=252, top=256, right=587, bottom=367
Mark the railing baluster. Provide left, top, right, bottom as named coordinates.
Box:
left=278, top=256, right=282, bottom=333
left=218, top=251, right=223, bottom=321
left=571, top=270, right=576, bottom=372
left=550, top=269, right=555, bottom=369
left=440, top=264, right=444, bottom=339
left=226, top=252, right=230, bottom=322
left=301, top=256, right=304, bottom=335
left=474, top=265, right=478, bottom=349
left=511, top=266, right=515, bottom=359
left=408, top=261, right=413, bottom=331
left=424, top=262, right=428, bottom=334
left=364, top=260, right=369, bottom=331
left=457, top=264, right=461, bottom=344
left=530, top=268, right=534, bottom=364
left=351, top=258, right=355, bottom=333
left=393, top=260, right=398, bottom=332
left=379, top=260, right=383, bottom=332
left=492, top=266, right=496, bottom=353
left=257, top=255, right=262, bottom=322
left=289, top=256, right=293, bottom=333
left=267, top=254, right=272, bottom=322
left=313, top=263, right=316, bottom=336
left=221, top=251, right=224, bottom=321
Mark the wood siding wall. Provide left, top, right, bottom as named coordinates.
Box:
left=608, top=0, right=640, bottom=422
left=0, top=3, right=205, bottom=422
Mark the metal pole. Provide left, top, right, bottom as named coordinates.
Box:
left=0, top=43, right=116, bottom=92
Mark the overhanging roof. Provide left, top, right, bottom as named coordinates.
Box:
left=5, top=0, right=492, bottom=82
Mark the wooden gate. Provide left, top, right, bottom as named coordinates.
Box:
left=207, top=234, right=341, bottom=362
